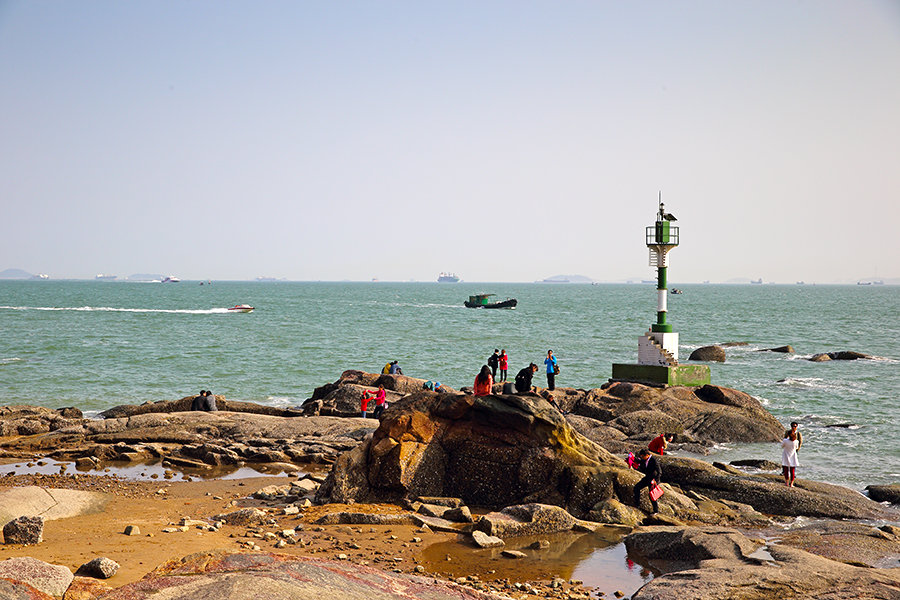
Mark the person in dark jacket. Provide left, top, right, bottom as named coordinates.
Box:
left=514, top=363, right=538, bottom=393
left=632, top=448, right=662, bottom=513
left=487, top=350, right=500, bottom=380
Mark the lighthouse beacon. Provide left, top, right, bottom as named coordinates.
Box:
left=611, top=199, right=711, bottom=387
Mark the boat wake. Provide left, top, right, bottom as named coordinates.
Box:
left=0, top=305, right=233, bottom=315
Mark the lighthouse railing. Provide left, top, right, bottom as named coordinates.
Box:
left=646, top=225, right=679, bottom=246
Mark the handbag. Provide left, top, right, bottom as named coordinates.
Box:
left=553, top=364, right=560, bottom=375
left=649, top=481, right=664, bottom=501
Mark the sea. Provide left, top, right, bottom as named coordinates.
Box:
left=1, top=280, right=898, bottom=493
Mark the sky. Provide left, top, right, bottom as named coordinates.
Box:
left=1, top=1, right=899, bottom=283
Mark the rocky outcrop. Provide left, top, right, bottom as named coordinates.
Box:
left=100, top=395, right=300, bottom=419
left=98, top=549, right=503, bottom=600
left=761, top=345, right=795, bottom=353
left=658, top=455, right=894, bottom=520
left=809, top=351, right=872, bottom=362
left=0, top=405, right=83, bottom=437
left=867, top=484, right=900, bottom=504
left=315, top=390, right=637, bottom=516
left=314, top=389, right=889, bottom=525
left=0, top=410, right=375, bottom=469
left=569, top=381, right=786, bottom=451
left=688, top=346, right=726, bottom=362
left=627, top=526, right=900, bottom=600
left=302, top=370, right=458, bottom=416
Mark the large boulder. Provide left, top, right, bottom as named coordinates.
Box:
left=688, top=346, right=726, bottom=362
left=0, top=556, right=73, bottom=597
left=570, top=382, right=785, bottom=446
left=316, top=390, right=635, bottom=515
left=867, top=484, right=900, bottom=504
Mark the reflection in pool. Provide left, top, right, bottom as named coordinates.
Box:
left=421, top=528, right=656, bottom=598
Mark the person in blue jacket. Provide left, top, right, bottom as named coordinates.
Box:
left=544, top=350, right=558, bottom=391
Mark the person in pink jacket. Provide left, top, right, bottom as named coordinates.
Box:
left=372, top=385, right=388, bottom=419
left=498, top=349, right=509, bottom=382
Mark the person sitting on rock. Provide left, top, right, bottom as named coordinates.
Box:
left=372, top=385, right=388, bottom=418
left=632, top=448, right=662, bottom=513
left=648, top=433, right=675, bottom=455
left=389, top=360, right=402, bottom=375
left=473, top=365, right=493, bottom=396
left=382, top=362, right=392, bottom=374
left=514, top=363, right=538, bottom=394
left=201, top=390, right=218, bottom=411
left=191, top=390, right=206, bottom=411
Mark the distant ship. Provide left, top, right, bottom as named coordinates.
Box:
left=31, top=273, right=49, bottom=280
left=751, top=278, right=763, bottom=284
left=255, top=276, right=277, bottom=282
left=161, top=276, right=181, bottom=283
left=437, top=272, right=460, bottom=283
left=95, top=274, right=117, bottom=281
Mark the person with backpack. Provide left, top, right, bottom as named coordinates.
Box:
left=544, top=350, right=558, bottom=391
left=487, top=350, right=500, bottom=380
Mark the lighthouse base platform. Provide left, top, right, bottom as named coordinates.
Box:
left=611, top=363, right=711, bottom=387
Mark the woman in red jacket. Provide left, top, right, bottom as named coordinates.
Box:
left=498, top=350, right=509, bottom=382
left=473, top=365, right=493, bottom=396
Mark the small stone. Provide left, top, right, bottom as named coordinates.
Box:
left=275, top=540, right=287, bottom=548
left=123, top=525, right=141, bottom=536
left=415, top=565, right=425, bottom=573
left=77, top=557, right=120, bottom=579
left=614, top=591, right=625, bottom=598
left=501, top=550, right=527, bottom=559
left=338, top=553, right=348, bottom=560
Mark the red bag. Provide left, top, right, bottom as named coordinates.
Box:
left=649, top=481, right=664, bottom=501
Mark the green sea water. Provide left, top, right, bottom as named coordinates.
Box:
left=1, top=280, right=898, bottom=490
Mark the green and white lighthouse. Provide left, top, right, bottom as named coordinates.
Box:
left=611, top=198, right=711, bottom=387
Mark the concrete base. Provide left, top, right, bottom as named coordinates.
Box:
left=611, top=363, right=711, bottom=387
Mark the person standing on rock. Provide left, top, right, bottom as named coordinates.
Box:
left=487, top=350, right=500, bottom=380
left=632, top=448, right=662, bottom=513
left=786, top=422, right=802, bottom=451
left=473, top=365, right=493, bottom=396
left=372, top=385, right=388, bottom=419
left=544, top=350, right=558, bottom=391
left=514, top=363, right=538, bottom=394
left=498, top=349, right=509, bottom=382
left=360, top=390, right=372, bottom=418
left=781, top=431, right=800, bottom=487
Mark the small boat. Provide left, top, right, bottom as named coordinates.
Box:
left=161, top=276, right=180, bottom=283
left=464, top=294, right=517, bottom=309
left=228, top=304, right=254, bottom=313
left=670, top=288, right=683, bottom=294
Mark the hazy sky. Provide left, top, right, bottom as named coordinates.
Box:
left=2, top=1, right=898, bottom=283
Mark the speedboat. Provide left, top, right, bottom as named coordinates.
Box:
left=228, top=304, right=254, bottom=313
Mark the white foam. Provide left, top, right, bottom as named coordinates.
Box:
left=0, top=305, right=233, bottom=315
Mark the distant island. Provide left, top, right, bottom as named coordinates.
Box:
left=0, top=268, right=34, bottom=279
